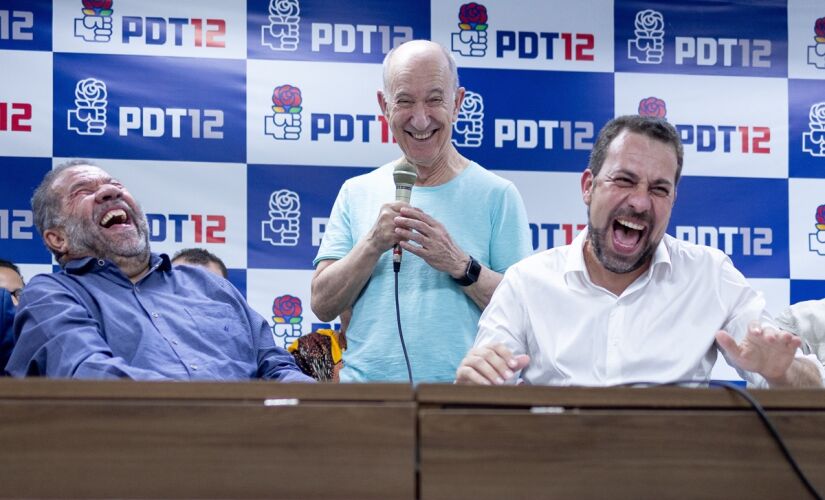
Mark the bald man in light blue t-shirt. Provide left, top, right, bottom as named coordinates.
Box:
left=311, top=40, right=531, bottom=383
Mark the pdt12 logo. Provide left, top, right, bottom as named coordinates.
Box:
left=261, top=0, right=412, bottom=55
left=0, top=209, right=34, bottom=241
left=450, top=2, right=594, bottom=61
left=0, top=102, right=32, bottom=132
left=0, top=9, right=34, bottom=41
left=74, top=0, right=113, bottom=43
left=807, top=17, right=825, bottom=69
left=265, top=84, right=302, bottom=140
left=262, top=0, right=300, bottom=51
left=803, top=102, right=825, bottom=157
left=810, top=205, right=825, bottom=256
left=452, top=90, right=484, bottom=147
left=67, top=78, right=107, bottom=136
left=272, top=294, right=303, bottom=348
left=262, top=189, right=300, bottom=246
left=637, top=97, right=770, bottom=155
left=73, top=0, right=227, bottom=48
left=451, top=2, right=488, bottom=57
left=66, top=77, right=225, bottom=139
left=530, top=222, right=585, bottom=250
left=627, top=9, right=771, bottom=68
left=146, top=213, right=226, bottom=244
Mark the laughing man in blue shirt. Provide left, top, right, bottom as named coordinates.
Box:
left=6, top=160, right=312, bottom=381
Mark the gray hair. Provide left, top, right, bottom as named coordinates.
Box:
left=381, top=40, right=459, bottom=98
left=31, top=159, right=99, bottom=237
left=588, top=115, right=684, bottom=185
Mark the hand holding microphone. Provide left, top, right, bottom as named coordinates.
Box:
left=392, top=160, right=417, bottom=272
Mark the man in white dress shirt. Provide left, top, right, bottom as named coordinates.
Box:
left=456, top=115, right=824, bottom=388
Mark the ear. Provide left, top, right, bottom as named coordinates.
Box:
left=452, top=87, right=466, bottom=123
left=43, top=227, right=68, bottom=257
left=581, top=169, right=595, bottom=206
left=377, top=90, right=389, bottom=117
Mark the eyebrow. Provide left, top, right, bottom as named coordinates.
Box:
left=611, top=169, right=674, bottom=188
left=67, top=176, right=117, bottom=194
left=393, top=87, right=447, bottom=98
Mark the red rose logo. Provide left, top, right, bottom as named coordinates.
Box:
left=816, top=205, right=825, bottom=225
left=272, top=84, right=302, bottom=108
left=83, top=0, right=113, bottom=10
left=638, top=97, right=667, bottom=119
left=815, top=17, right=825, bottom=38
left=459, top=3, right=487, bottom=25
left=272, top=295, right=302, bottom=321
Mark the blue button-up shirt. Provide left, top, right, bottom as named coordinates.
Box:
left=7, top=254, right=312, bottom=382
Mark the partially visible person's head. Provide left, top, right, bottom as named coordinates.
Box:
left=171, top=248, right=228, bottom=278
left=378, top=40, right=464, bottom=170
left=31, top=160, right=150, bottom=267
left=0, top=259, right=24, bottom=306
left=582, top=115, right=682, bottom=276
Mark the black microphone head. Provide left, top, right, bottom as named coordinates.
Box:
left=393, top=159, right=418, bottom=189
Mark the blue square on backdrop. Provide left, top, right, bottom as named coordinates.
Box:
left=668, top=176, right=789, bottom=279
left=0, top=157, right=52, bottom=264
left=247, top=163, right=370, bottom=269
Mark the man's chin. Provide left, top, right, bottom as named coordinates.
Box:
left=600, top=246, right=652, bottom=274
left=100, top=236, right=150, bottom=260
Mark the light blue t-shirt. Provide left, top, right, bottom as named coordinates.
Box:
left=314, top=161, right=532, bottom=383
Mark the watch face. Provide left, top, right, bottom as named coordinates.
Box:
left=452, top=256, right=480, bottom=286
left=467, top=256, right=481, bottom=283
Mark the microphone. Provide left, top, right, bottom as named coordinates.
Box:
left=392, top=160, right=417, bottom=272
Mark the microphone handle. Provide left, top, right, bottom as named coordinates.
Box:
left=393, top=244, right=402, bottom=272
left=393, top=184, right=412, bottom=272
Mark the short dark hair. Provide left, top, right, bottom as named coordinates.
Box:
left=588, top=115, right=684, bottom=185
left=171, top=248, right=228, bottom=278
left=0, top=259, right=23, bottom=284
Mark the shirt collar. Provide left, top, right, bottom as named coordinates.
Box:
left=63, top=253, right=172, bottom=277
left=564, top=228, right=673, bottom=288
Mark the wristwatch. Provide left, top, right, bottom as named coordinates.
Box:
left=452, top=255, right=481, bottom=286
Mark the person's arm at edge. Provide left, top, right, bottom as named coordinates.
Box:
left=311, top=217, right=392, bottom=321
left=454, top=261, right=503, bottom=311
left=716, top=325, right=823, bottom=388
left=765, top=357, right=823, bottom=388
left=713, top=256, right=824, bottom=389
left=456, top=265, right=530, bottom=384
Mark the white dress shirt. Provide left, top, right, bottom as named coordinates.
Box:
left=475, top=230, right=821, bottom=387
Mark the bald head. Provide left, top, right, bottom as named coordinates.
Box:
left=382, top=40, right=459, bottom=99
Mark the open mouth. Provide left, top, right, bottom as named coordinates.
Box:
left=99, top=208, right=130, bottom=228
left=408, top=129, right=435, bottom=141
left=611, top=218, right=646, bottom=254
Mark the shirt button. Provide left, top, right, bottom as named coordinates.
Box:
left=172, top=340, right=179, bottom=346
left=152, top=312, right=159, bottom=318
left=134, top=286, right=140, bottom=292
left=190, top=364, right=198, bottom=371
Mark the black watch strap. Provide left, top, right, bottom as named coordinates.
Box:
left=452, top=256, right=481, bottom=287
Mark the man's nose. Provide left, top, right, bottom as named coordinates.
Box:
left=626, top=185, right=652, bottom=212
left=95, top=184, right=122, bottom=202
left=409, top=102, right=430, bottom=130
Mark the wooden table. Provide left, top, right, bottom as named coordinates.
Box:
left=417, top=384, right=825, bottom=500
left=0, top=379, right=415, bottom=499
